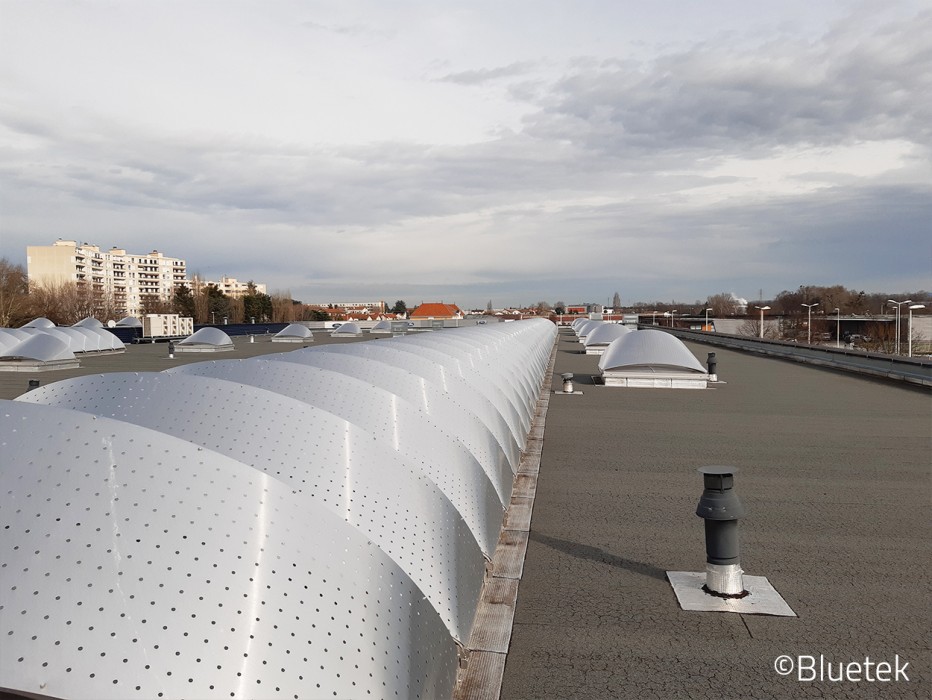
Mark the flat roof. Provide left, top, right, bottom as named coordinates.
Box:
left=1, top=327, right=927, bottom=698
left=500, top=331, right=929, bottom=698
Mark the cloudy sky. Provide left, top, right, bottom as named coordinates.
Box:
left=1, top=0, right=929, bottom=309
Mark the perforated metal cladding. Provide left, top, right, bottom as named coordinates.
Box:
left=2, top=319, right=557, bottom=699
left=307, top=343, right=526, bottom=461
left=0, top=402, right=457, bottom=700
left=385, top=338, right=531, bottom=439
left=402, top=328, right=541, bottom=403
left=270, top=351, right=517, bottom=495
left=399, top=328, right=546, bottom=422
left=19, top=373, right=486, bottom=642
left=165, top=359, right=505, bottom=554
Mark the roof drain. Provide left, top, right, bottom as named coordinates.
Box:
left=667, top=466, right=797, bottom=616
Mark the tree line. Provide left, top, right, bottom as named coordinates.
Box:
left=0, top=258, right=299, bottom=327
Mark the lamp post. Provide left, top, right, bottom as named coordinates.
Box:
left=651, top=311, right=657, bottom=326
left=801, top=303, right=818, bottom=344
left=908, top=304, right=925, bottom=357
left=669, top=310, right=677, bottom=327
left=887, top=299, right=913, bottom=355
left=834, top=308, right=841, bottom=348
left=704, top=308, right=713, bottom=330
left=755, top=305, right=770, bottom=339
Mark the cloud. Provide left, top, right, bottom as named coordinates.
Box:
left=438, top=61, right=535, bottom=85
left=522, top=9, right=932, bottom=156
left=1, top=3, right=929, bottom=309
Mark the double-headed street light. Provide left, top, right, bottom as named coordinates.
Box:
left=908, top=304, right=925, bottom=357
left=834, top=308, right=841, bottom=348
left=664, top=310, right=677, bottom=327
left=887, top=299, right=913, bottom=355
left=755, top=305, right=770, bottom=339
left=704, top=307, right=713, bottom=329
left=801, top=303, right=819, bottom=344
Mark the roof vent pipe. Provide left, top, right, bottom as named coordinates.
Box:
left=561, top=373, right=574, bottom=394
left=696, top=466, right=746, bottom=597
left=706, top=353, right=717, bottom=382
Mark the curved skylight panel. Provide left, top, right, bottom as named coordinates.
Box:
left=178, top=326, right=233, bottom=347
left=169, top=358, right=505, bottom=552
left=115, top=316, right=142, bottom=327
left=0, top=328, right=30, bottom=342
left=380, top=339, right=531, bottom=442
left=379, top=334, right=535, bottom=438
left=584, top=324, right=632, bottom=346
left=22, top=317, right=55, bottom=329
left=577, top=320, right=604, bottom=339
left=0, top=330, right=20, bottom=353
left=19, top=373, right=485, bottom=642
left=73, top=316, right=104, bottom=328
left=311, top=343, right=526, bottom=457
left=331, top=322, right=361, bottom=336
left=370, top=320, right=392, bottom=332
left=294, top=346, right=519, bottom=463
left=69, top=327, right=102, bottom=352
left=273, top=323, right=312, bottom=340
left=401, top=331, right=539, bottom=414
left=49, top=327, right=88, bottom=353
left=0, top=333, right=74, bottom=362
left=0, top=401, right=458, bottom=700
left=96, top=327, right=125, bottom=350
left=413, top=321, right=554, bottom=431
left=598, top=329, right=706, bottom=372
left=270, top=350, right=518, bottom=492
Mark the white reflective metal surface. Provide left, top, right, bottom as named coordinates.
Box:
left=19, top=372, right=486, bottom=642
left=0, top=401, right=458, bottom=699
left=2, top=319, right=557, bottom=699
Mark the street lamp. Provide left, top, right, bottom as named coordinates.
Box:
left=908, top=304, right=925, bottom=357
left=664, top=310, right=677, bottom=327
left=834, top=308, right=841, bottom=348
left=801, top=303, right=818, bottom=344
left=704, top=308, right=713, bottom=329
left=755, top=305, right=770, bottom=339
left=651, top=311, right=657, bottom=326
left=887, top=299, right=913, bottom=355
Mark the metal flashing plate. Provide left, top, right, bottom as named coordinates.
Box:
left=667, top=571, right=797, bottom=616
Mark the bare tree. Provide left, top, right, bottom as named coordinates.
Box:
left=190, top=274, right=210, bottom=324
left=706, top=292, right=739, bottom=316
left=227, top=296, right=245, bottom=324
left=0, top=258, right=31, bottom=327
left=270, top=291, right=296, bottom=323
left=29, top=281, right=97, bottom=325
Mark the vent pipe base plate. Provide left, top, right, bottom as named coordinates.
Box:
left=666, top=571, right=796, bottom=616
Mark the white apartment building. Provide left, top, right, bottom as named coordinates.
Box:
left=27, top=240, right=187, bottom=317
left=199, top=276, right=267, bottom=297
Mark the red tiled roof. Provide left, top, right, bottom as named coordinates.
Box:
left=410, top=302, right=463, bottom=318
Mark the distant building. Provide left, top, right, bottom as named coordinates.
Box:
left=316, top=301, right=387, bottom=314
left=409, top=302, right=464, bottom=319
left=27, top=240, right=186, bottom=317
left=201, top=276, right=267, bottom=298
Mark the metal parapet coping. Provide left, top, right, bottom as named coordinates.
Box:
left=453, top=335, right=558, bottom=700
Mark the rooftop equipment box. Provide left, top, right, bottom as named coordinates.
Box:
left=143, top=314, right=193, bottom=338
